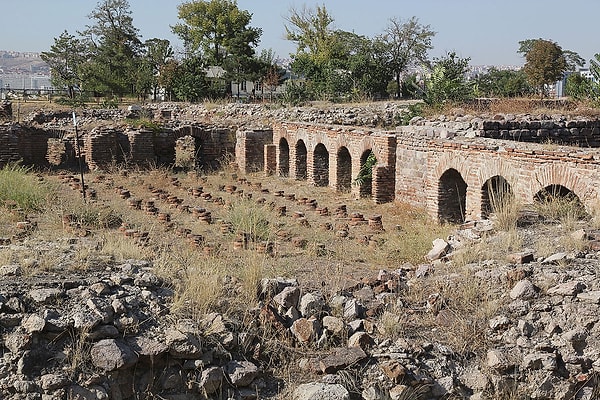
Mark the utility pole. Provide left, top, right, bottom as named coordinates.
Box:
left=72, top=111, right=86, bottom=201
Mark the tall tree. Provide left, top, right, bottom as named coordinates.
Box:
left=41, top=31, right=87, bottom=98
left=424, top=51, right=473, bottom=107
left=518, top=39, right=584, bottom=72
left=285, top=4, right=335, bottom=59
left=142, top=38, right=174, bottom=100
left=379, top=17, right=435, bottom=98
left=518, top=38, right=581, bottom=98
left=80, top=0, right=142, bottom=97
left=172, top=0, right=261, bottom=66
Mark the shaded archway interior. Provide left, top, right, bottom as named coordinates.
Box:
left=438, top=168, right=467, bottom=223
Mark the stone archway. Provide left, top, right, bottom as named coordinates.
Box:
left=481, top=175, right=512, bottom=219
left=295, top=140, right=307, bottom=180
left=337, top=146, right=352, bottom=192
left=438, top=168, right=467, bottom=223
left=313, top=143, right=329, bottom=187
left=279, top=138, right=289, bottom=177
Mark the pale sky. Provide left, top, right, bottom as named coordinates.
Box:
left=1, top=0, right=599, bottom=67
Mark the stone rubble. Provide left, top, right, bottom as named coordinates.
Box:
left=2, top=211, right=600, bottom=399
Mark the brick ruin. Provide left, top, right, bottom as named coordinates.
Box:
left=2, top=116, right=600, bottom=222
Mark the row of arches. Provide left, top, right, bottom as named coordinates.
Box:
left=437, top=169, right=586, bottom=223
left=277, top=137, right=376, bottom=197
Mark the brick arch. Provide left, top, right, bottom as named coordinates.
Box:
left=355, top=137, right=387, bottom=167
left=481, top=175, right=513, bottom=219
left=438, top=168, right=468, bottom=223
left=278, top=137, right=290, bottom=177
left=313, top=143, right=329, bottom=186
left=295, top=139, right=308, bottom=180
left=529, top=164, right=595, bottom=206
left=336, top=146, right=352, bottom=191
left=432, top=152, right=473, bottom=186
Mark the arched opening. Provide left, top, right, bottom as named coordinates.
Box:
left=295, top=140, right=307, bottom=180
left=357, top=150, right=376, bottom=198
left=438, top=168, right=467, bottom=224
left=481, top=176, right=513, bottom=219
left=313, top=143, right=329, bottom=186
left=336, top=147, right=352, bottom=192
left=278, top=138, right=289, bottom=177
left=534, top=184, right=588, bottom=221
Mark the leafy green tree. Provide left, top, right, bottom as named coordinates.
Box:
left=518, top=39, right=579, bottom=98
left=286, top=6, right=390, bottom=101
left=321, top=30, right=390, bottom=100
left=285, top=5, right=336, bottom=100
left=379, top=17, right=435, bottom=99
left=518, top=39, right=584, bottom=72
left=41, top=31, right=87, bottom=98
left=475, top=68, right=533, bottom=98
left=172, top=56, right=209, bottom=102
left=565, top=73, right=595, bottom=101
left=142, top=39, right=174, bottom=101
left=158, top=59, right=179, bottom=101
left=285, top=5, right=335, bottom=60
left=79, top=0, right=143, bottom=98
left=565, top=53, right=600, bottom=103
left=424, top=52, right=473, bottom=107
left=173, top=0, right=261, bottom=65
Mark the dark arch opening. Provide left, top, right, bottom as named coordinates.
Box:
left=278, top=138, right=289, bottom=177
left=313, top=143, right=329, bottom=186
left=295, top=140, right=307, bottom=180
left=194, top=136, right=205, bottom=170
left=337, top=147, right=352, bottom=192
left=534, top=184, right=588, bottom=220
left=438, top=168, right=467, bottom=224
left=481, top=176, right=513, bottom=219
left=358, top=150, right=376, bottom=198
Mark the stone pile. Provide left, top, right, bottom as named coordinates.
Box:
left=0, top=259, right=266, bottom=399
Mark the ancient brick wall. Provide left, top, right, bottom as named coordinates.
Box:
left=271, top=121, right=600, bottom=221
left=271, top=122, right=397, bottom=203
left=173, top=125, right=236, bottom=171
left=425, top=140, right=600, bottom=221
left=235, top=128, right=273, bottom=174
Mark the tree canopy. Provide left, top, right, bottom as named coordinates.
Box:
left=519, top=38, right=581, bottom=97
left=172, top=0, right=262, bottom=65
left=379, top=17, right=435, bottom=98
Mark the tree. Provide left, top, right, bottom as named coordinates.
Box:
left=41, top=31, right=87, bottom=98
left=256, top=49, right=286, bottom=101
left=518, top=39, right=584, bottom=72
left=172, top=56, right=209, bottom=102
left=565, top=53, right=600, bottom=103
left=379, top=17, right=435, bottom=98
left=565, top=73, right=594, bottom=101
left=474, top=68, right=533, bottom=98
left=518, top=39, right=581, bottom=98
left=285, top=4, right=335, bottom=59
left=172, top=0, right=261, bottom=66
left=158, top=60, right=179, bottom=101
left=142, top=38, right=174, bottom=101
left=79, top=0, right=143, bottom=98
left=424, top=52, right=473, bottom=107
